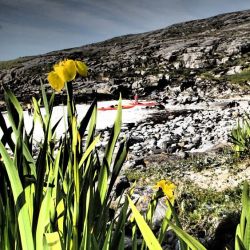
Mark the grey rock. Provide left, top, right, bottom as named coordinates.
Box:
left=226, top=65, right=243, bottom=75
left=184, top=143, right=196, bottom=150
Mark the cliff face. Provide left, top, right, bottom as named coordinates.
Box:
left=0, top=9, right=250, bottom=104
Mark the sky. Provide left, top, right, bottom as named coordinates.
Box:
left=0, top=0, right=249, bottom=61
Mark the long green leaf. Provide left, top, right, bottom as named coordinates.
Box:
left=4, top=88, right=36, bottom=177
left=98, top=96, right=122, bottom=204
left=32, top=97, right=44, bottom=128
left=103, top=95, right=122, bottom=167
left=106, top=138, right=128, bottom=198
left=85, top=105, right=97, bottom=149
left=165, top=219, right=207, bottom=250
left=80, top=186, right=91, bottom=250
left=102, top=222, right=113, bottom=250
left=235, top=225, right=247, bottom=250
left=79, top=98, right=97, bottom=138
left=34, top=110, right=52, bottom=228
left=79, top=135, right=100, bottom=168
left=41, top=79, right=50, bottom=115
left=36, top=184, right=53, bottom=250
left=127, top=196, right=162, bottom=250
left=241, top=182, right=248, bottom=242
left=158, top=209, right=171, bottom=244
left=72, top=116, right=80, bottom=249
left=165, top=199, right=186, bottom=249
left=44, top=232, right=62, bottom=250
left=0, top=141, right=34, bottom=250
left=4, top=87, right=23, bottom=135
left=110, top=196, right=129, bottom=249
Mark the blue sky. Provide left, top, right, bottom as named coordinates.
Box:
left=0, top=0, right=249, bottom=61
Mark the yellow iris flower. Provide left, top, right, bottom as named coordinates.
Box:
left=47, top=59, right=88, bottom=92
left=54, top=59, right=77, bottom=82
left=155, top=180, right=176, bottom=204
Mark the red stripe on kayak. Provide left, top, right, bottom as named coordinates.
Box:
left=129, top=102, right=157, bottom=106
left=97, top=101, right=157, bottom=111
left=98, top=105, right=135, bottom=111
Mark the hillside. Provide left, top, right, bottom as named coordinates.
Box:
left=0, top=9, right=249, bottom=105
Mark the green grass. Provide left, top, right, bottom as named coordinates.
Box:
left=227, top=68, right=250, bottom=85
left=200, top=71, right=217, bottom=81
left=178, top=182, right=241, bottom=229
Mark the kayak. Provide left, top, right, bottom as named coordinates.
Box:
left=97, top=101, right=157, bottom=111
left=98, top=104, right=135, bottom=111
left=129, top=101, right=157, bottom=106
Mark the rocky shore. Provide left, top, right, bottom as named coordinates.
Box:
left=96, top=92, right=248, bottom=168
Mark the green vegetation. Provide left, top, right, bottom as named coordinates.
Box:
left=235, top=182, right=250, bottom=250
left=125, top=152, right=236, bottom=182
left=200, top=71, right=217, bottom=81
left=178, top=182, right=241, bottom=235
left=0, top=59, right=133, bottom=249
left=227, top=68, right=250, bottom=85
left=230, top=114, right=250, bottom=156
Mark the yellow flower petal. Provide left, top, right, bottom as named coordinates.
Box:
left=54, top=65, right=65, bottom=81
left=64, top=59, right=77, bottom=81
left=48, top=71, right=65, bottom=92
left=54, top=59, right=76, bottom=82
left=155, top=180, right=176, bottom=202
left=155, top=180, right=167, bottom=190
left=75, top=60, right=88, bottom=77
left=59, top=60, right=66, bottom=66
